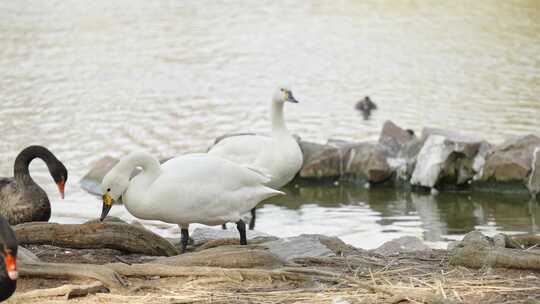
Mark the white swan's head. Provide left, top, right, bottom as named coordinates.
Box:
left=100, top=166, right=130, bottom=221
left=273, top=85, right=299, bottom=104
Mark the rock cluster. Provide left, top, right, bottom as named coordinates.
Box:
left=80, top=121, right=540, bottom=196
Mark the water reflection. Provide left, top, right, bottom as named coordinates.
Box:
left=258, top=184, right=539, bottom=248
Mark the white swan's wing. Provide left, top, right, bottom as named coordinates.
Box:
left=207, top=135, right=271, bottom=167
left=151, top=154, right=283, bottom=224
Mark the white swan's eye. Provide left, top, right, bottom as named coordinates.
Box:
left=107, top=188, right=111, bottom=192
left=280, top=88, right=285, bottom=92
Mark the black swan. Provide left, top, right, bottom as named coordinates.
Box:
left=0, top=215, right=17, bottom=302
left=0, top=146, right=68, bottom=225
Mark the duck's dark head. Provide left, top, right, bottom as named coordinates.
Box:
left=0, top=216, right=18, bottom=281
left=49, top=160, right=68, bottom=200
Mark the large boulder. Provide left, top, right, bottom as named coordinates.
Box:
left=378, top=120, right=416, bottom=156
left=481, top=135, right=540, bottom=184
left=299, top=140, right=393, bottom=183
left=410, top=128, right=490, bottom=189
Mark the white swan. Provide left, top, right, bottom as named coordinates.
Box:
left=208, top=86, right=303, bottom=188
left=100, top=151, right=283, bottom=252
left=208, top=86, right=304, bottom=228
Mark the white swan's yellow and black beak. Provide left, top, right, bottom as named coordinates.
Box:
left=285, top=90, right=299, bottom=103
left=100, top=193, right=113, bottom=221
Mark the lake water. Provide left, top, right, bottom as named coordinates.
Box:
left=1, top=0, right=539, bottom=249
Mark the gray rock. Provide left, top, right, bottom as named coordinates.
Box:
left=461, top=231, right=492, bottom=247
left=18, top=246, right=40, bottom=263
left=481, top=134, right=540, bottom=183
left=262, top=234, right=348, bottom=261
left=190, top=227, right=272, bottom=245
left=410, top=129, right=490, bottom=188
left=447, top=241, right=460, bottom=251
left=80, top=156, right=119, bottom=195
left=527, top=147, right=540, bottom=197
left=373, top=236, right=431, bottom=256
left=299, top=140, right=393, bottom=183
left=492, top=233, right=507, bottom=248
left=378, top=120, right=416, bottom=156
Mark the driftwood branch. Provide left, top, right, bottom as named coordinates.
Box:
left=107, top=263, right=314, bottom=283
left=154, top=246, right=284, bottom=269
left=14, top=281, right=107, bottom=299
left=449, top=232, right=540, bottom=270
left=19, top=262, right=128, bottom=289
left=14, top=222, right=179, bottom=256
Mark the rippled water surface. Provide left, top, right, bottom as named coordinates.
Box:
left=1, top=1, right=539, bottom=248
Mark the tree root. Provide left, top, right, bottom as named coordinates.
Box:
left=13, top=281, right=108, bottom=299
left=19, top=261, right=129, bottom=289
left=14, top=222, right=179, bottom=256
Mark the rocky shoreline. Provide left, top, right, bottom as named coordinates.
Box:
left=80, top=120, right=540, bottom=198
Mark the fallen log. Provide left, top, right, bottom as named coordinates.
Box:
left=506, top=234, right=540, bottom=249
left=450, top=239, right=540, bottom=270
left=14, top=222, right=179, bottom=256
left=13, top=281, right=108, bottom=299
left=19, top=261, right=129, bottom=289
left=107, top=263, right=317, bottom=283
left=154, top=246, right=284, bottom=269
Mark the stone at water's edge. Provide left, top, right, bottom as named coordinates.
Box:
left=373, top=236, right=431, bottom=256
left=481, top=134, right=540, bottom=183
left=80, top=156, right=119, bottom=195
left=262, top=234, right=350, bottom=261
left=527, top=147, right=540, bottom=196
left=299, top=140, right=393, bottom=183
left=410, top=129, right=490, bottom=188
left=378, top=120, right=416, bottom=156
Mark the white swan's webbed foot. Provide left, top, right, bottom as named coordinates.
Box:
left=236, top=219, right=247, bottom=245
left=180, top=228, right=189, bottom=253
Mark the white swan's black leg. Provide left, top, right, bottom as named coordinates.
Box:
left=248, top=207, right=256, bottom=230
left=236, top=220, right=247, bottom=245
left=221, top=223, right=227, bottom=230
left=180, top=227, right=189, bottom=253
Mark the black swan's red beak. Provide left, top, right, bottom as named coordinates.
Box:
left=5, top=251, right=17, bottom=280
left=57, top=180, right=65, bottom=199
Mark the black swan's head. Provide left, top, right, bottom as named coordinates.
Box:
left=50, top=160, right=68, bottom=199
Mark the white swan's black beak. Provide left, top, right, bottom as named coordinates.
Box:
left=100, top=193, right=113, bottom=221
left=285, top=91, right=299, bottom=103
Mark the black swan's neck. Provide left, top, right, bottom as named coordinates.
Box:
left=13, top=146, right=58, bottom=184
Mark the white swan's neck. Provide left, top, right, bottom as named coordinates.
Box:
left=271, top=100, right=289, bottom=136
left=118, top=152, right=161, bottom=205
